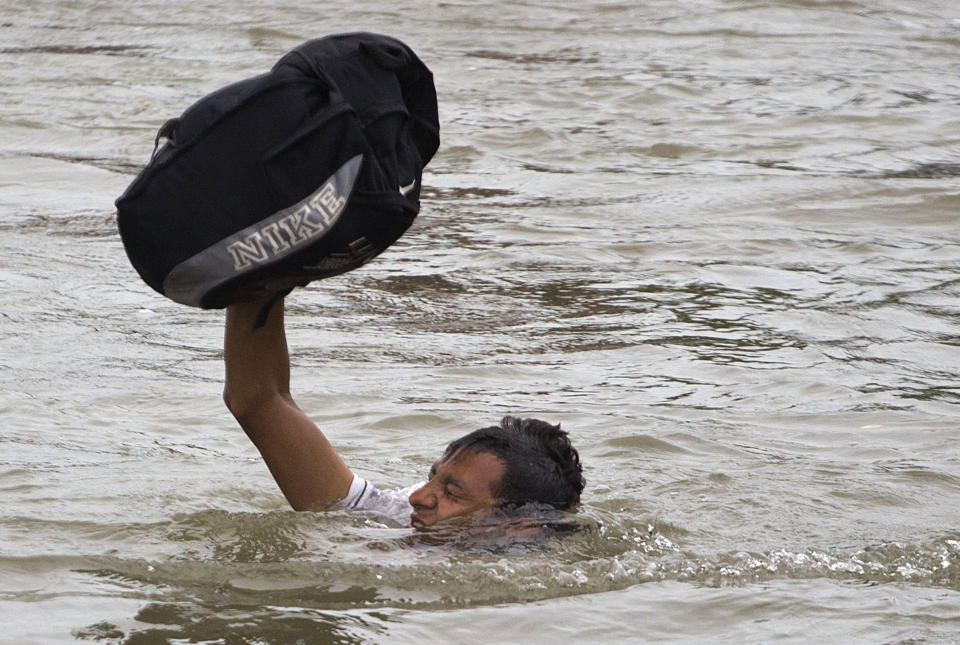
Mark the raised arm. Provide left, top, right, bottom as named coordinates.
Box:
left=223, top=296, right=353, bottom=510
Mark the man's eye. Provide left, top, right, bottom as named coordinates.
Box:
left=443, top=488, right=461, bottom=501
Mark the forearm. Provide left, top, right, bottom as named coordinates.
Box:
left=223, top=296, right=290, bottom=415
left=222, top=295, right=353, bottom=510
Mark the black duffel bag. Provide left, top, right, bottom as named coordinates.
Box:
left=116, top=32, right=439, bottom=308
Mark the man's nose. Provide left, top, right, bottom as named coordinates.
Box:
left=409, top=483, right=437, bottom=509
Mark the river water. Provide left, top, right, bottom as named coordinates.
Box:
left=2, top=0, right=959, bottom=642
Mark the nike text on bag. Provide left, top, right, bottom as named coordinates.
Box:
left=115, top=32, right=440, bottom=308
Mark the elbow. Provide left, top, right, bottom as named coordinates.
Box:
left=222, top=389, right=235, bottom=415
left=222, top=387, right=251, bottom=420
left=222, top=385, right=291, bottom=421
left=222, top=389, right=263, bottom=424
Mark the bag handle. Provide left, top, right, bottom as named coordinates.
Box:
left=359, top=41, right=408, bottom=70
left=283, top=48, right=338, bottom=87
left=261, top=94, right=354, bottom=162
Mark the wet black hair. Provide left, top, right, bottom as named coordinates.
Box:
left=442, top=416, right=585, bottom=511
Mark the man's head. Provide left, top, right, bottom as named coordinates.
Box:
left=408, top=416, right=585, bottom=528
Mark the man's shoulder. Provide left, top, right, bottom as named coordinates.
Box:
left=331, top=474, right=420, bottom=525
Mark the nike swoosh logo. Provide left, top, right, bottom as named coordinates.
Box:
left=399, top=178, right=417, bottom=195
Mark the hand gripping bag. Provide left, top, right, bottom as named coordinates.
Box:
left=116, top=32, right=439, bottom=308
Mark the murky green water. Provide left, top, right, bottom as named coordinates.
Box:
left=2, top=0, right=959, bottom=642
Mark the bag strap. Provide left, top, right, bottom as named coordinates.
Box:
left=252, top=288, right=292, bottom=329
left=151, top=117, right=180, bottom=161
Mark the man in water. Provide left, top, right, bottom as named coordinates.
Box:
left=223, top=295, right=585, bottom=528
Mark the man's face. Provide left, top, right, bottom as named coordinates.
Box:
left=408, top=449, right=505, bottom=529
